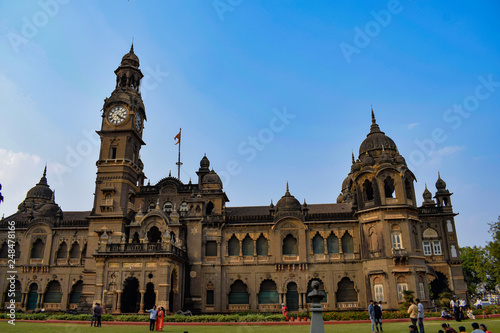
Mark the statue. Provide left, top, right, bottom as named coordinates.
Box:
left=308, top=280, right=325, bottom=333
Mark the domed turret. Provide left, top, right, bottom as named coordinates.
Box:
left=359, top=110, right=398, bottom=156
left=276, top=183, right=301, bottom=212
left=200, top=154, right=210, bottom=170
left=121, top=43, right=140, bottom=67
left=202, top=170, right=222, bottom=187
left=26, top=166, right=53, bottom=201
left=435, top=172, right=448, bottom=193
left=422, top=184, right=435, bottom=206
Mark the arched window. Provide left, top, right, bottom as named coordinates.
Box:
left=363, top=179, right=374, bottom=201
left=391, top=225, right=402, bottom=250
left=242, top=235, right=253, bottom=256
left=256, top=234, right=268, bottom=256
left=404, top=178, right=413, bottom=200
left=306, top=279, right=327, bottom=303
left=69, top=280, right=83, bottom=304
left=163, top=202, right=173, bottom=213
left=180, top=201, right=188, bottom=212
left=27, top=284, right=38, bottom=310
left=170, top=231, right=176, bottom=244
left=0, top=242, right=8, bottom=258
left=44, top=281, right=62, bottom=303
left=147, top=226, right=161, bottom=243
left=282, top=234, right=298, bottom=255
left=258, top=280, right=279, bottom=304
left=228, top=280, right=249, bottom=304
left=396, top=276, right=408, bottom=301
left=131, top=232, right=140, bottom=243
left=206, top=282, right=214, bottom=306
left=69, top=242, right=80, bottom=258
left=373, top=277, right=384, bottom=302
left=81, top=243, right=87, bottom=258
left=148, top=202, right=155, bottom=212
left=341, top=233, right=354, bottom=254
left=56, top=242, right=68, bottom=259
left=327, top=233, right=339, bottom=254
left=31, top=238, right=45, bottom=259
left=336, top=277, right=357, bottom=302
left=205, top=240, right=217, bottom=257
left=206, top=201, right=215, bottom=215
left=384, top=176, right=395, bottom=198
left=228, top=235, right=239, bottom=256
left=312, top=233, right=325, bottom=254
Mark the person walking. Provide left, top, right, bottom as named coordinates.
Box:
left=407, top=299, right=419, bottom=332
left=416, top=298, right=425, bottom=333
left=147, top=305, right=158, bottom=331
left=281, top=303, right=289, bottom=321
left=374, top=301, right=383, bottom=332
left=90, top=303, right=96, bottom=327
left=368, top=299, right=376, bottom=333
left=155, top=306, right=164, bottom=331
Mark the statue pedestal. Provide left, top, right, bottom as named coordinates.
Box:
left=309, top=303, right=325, bottom=333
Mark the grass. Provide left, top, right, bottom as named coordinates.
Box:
left=1, top=319, right=499, bottom=333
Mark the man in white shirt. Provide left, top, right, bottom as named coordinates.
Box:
left=416, top=298, right=425, bottom=333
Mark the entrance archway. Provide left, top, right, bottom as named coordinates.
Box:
left=286, top=282, right=299, bottom=311
left=144, top=282, right=156, bottom=311
left=147, top=226, right=161, bottom=243
left=430, top=271, right=450, bottom=300
left=121, top=277, right=140, bottom=313
left=27, top=283, right=38, bottom=310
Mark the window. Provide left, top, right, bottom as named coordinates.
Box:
left=180, top=202, right=188, bottom=212
left=206, top=201, right=214, bottom=215
left=432, top=241, right=442, bottom=255
left=404, top=178, right=413, bottom=200
left=327, top=233, right=339, bottom=254
left=451, top=245, right=458, bottom=257
left=256, top=235, right=268, bottom=256
left=163, top=202, right=173, bottom=213
left=391, top=232, right=402, bottom=249
left=423, top=241, right=432, bottom=256
left=258, top=280, right=279, bottom=304
left=228, top=280, right=249, bottom=304
left=0, top=242, right=8, bottom=258
left=69, top=242, right=80, bottom=258
left=228, top=235, right=239, bottom=256
left=374, top=284, right=384, bottom=302
left=205, top=241, right=217, bottom=257
left=419, top=282, right=425, bottom=300
left=384, top=176, right=395, bottom=198
left=110, top=147, right=117, bottom=159
left=336, top=277, right=357, bottom=302
left=447, top=220, right=453, bottom=232
left=312, top=233, right=325, bottom=254
left=242, top=235, right=253, bottom=256
left=31, top=238, right=45, bottom=259
left=282, top=234, right=298, bottom=255
left=341, top=233, right=354, bottom=254
left=397, top=283, right=408, bottom=301
left=148, top=202, right=155, bottom=212
left=363, top=179, right=374, bottom=201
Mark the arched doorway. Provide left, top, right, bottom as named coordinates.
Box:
left=147, top=226, right=161, bottom=243
left=430, top=271, right=450, bottom=300
left=27, top=283, right=38, bottom=310
left=336, top=277, right=358, bottom=303
left=228, top=280, right=249, bottom=305
left=258, top=279, right=279, bottom=305
left=144, top=282, right=156, bottom=311
left=121, top=277, right=140, bottom=313
left=286, top=282, right=299, bottom=311
left=44, top=281, right=62, bottom=304
left=69, top=280, right=83, bottom=307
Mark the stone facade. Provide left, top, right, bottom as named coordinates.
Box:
left=0, top=47, right=467, bottom=314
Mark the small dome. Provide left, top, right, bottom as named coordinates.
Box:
left=342, top=176, right=351, bottom=191
left=423, top=186, right=432, bottom=201
left=200, top=154, right=210, bottom=169
left=360, top=153, right=374, bottom=166
left=121, top=44, right=139, bottom=67
left=378, top=150, right=393, bottom=164
left=436, top=172, right=447, bottom=192
left=26, top=167, right=53, bottom=201
left=203, top=170, right=222, bottom=186
left=276, top=183, right=301, bottom=212
left=351, top=160, right=361, bottom=173
left=336, top=193, right=344, bottom=203
left=395, top=154, right=406, bottom=165
left=359, top=110, right=398, bottom=156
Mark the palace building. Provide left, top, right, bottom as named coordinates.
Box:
left=0, top=46, right=467, bottom=314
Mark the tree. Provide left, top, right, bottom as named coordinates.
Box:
left=486, top=216, right=500, bottom=285
left=460, top=246, right=491, bottom=295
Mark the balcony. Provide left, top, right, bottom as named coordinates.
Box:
left=99, top=242, right=188, bottom=261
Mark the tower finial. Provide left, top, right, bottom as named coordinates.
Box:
left=130, top=40, right=134, bottom=53
left=351, top=150, right=355, bottom=163
left=43, top=164, right=47, bottom=177
left=438, top=171, right=441, bottom=179
left=371, top=107, right=376, bottom=124
left=286, top=181, right=289, bottom=194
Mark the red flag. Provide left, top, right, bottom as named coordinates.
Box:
left=174, top=130, right=181, bottom=145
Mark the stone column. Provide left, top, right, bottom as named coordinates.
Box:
left=239, top=240, right=243, bottom=257
left=101, top=290, right=107, bottom=314
left=38, top=293, right=45, bottom=309
left=253, top=240, right=257, bottom=256
left=138, top=290, right=146, bottom=314
left=20, top=292, right=26, bottom=308
left=323, top=239, right=328, bottom=255
left=114, top=291, right=122, bottom=314
left=299, top=292, right=304, bottom=311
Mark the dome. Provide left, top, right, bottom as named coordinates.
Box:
left=276, top=183, right=301, bottom=212
left=200, top=154, right=210, bottom=169
left=202, top=170, right=222, bottom=186
left=359, top=110, right=398, bottom=156
left=423, top=185, right=432, bottom=201
left=26, top=167, right=53, bottom=201
left=395, top=154, right=406, bottom=165
left=435, top=172, right=447, bottom=192
left=342, top=176, right=351, bottom=191
left=121, top=44, right=139, bottom=67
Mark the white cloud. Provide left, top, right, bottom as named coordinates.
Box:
left=407, top=122, right=419, bottom=130
left=0, top=149, right=44, bottom=217
left=434, top=145, right=466, bottom=157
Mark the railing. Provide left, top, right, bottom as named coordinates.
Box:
left=102, top=242, right=188, bottom=260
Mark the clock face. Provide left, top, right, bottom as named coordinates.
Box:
left=107, top=106, right=128, bottom=125
left=135, top=112, right=142, bottom=130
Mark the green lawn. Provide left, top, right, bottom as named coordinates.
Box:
left=1, top=319, right=499, bottom=333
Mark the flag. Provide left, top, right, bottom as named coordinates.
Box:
left=174, top=129, right=181, bottom=145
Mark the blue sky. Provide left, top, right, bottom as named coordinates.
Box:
left=0, top=0, right=499, bottom=247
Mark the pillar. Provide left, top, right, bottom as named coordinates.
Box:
left=299, top=292, right=304, bottom=311
left=21, top=292, right=26, bottom=308
left=323, top=239, right=328, bottom=255
left=138, top=290, right=145, bottom=314
left=101, top=290, right=107, bottom=314
left=114, top=291, right=122, bottom=314
left=253, top=240, right=257, bottom=256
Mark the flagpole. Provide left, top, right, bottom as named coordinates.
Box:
left=176, top=128, right=182, bottom=180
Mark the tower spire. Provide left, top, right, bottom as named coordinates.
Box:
left=371, top=106, right=376, bottom=124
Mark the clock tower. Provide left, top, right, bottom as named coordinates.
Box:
left=82, top=45, right=147, bottom=307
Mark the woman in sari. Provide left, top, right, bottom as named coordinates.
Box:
left=155, top=306, right=164, bottom=331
